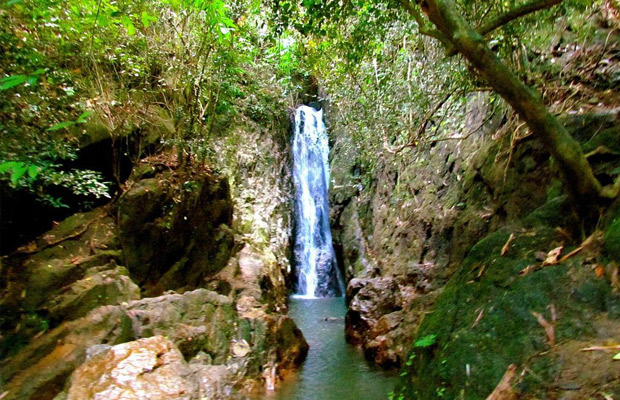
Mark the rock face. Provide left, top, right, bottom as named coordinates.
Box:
left=0, top=287, right=307, bottom=400
left=126, top=289, right=235, bottom=362
left=345, top=277, right=408, bottom=367
left=326, top=22, right=620, bottom=397
left=0, top=305, right=134, bottom=400
left=117, top=173, right=234, bottom=293
left=66, top=336, right=199, bottom=400
left=0, top=94, right=305, bottom=399
left=47, top=264, right=140, bottom=323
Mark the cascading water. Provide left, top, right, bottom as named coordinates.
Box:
left=292, top=105, right=345, bottom=298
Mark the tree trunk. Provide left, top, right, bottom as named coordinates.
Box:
left=418, top=0, right=606, bottom=208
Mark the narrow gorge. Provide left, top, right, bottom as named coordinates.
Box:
left=1, top=1, right=620, bottom=399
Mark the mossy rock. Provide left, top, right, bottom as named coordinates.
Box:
left=401, top=226, right=618, bottom=399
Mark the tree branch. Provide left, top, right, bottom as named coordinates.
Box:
left=477, top=0, right=565, bottom=36
left=398, top=0, right=455, bottom=50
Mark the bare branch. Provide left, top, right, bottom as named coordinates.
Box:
left=477, top=0, right=565, bottom=36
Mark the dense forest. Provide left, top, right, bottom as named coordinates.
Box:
left=1, top=0, right=619, bottom=399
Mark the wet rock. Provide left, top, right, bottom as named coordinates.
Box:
left=365, top=335, right=400, bottom=368
left=345, top=277, right=402, bottom=354
left=66, top=336, right=198, bottom=400
left=237, top=309, right=308, bottom=388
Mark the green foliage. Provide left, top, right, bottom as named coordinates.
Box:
left=414, top=334, right=437, bottom=348
left=47, top=111, right=94, bottom=132
left=0, top=69, right=45, bottom=90
left=0, top=0, right=288, bottom=208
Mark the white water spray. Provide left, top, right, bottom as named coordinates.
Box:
left=292, top=105, right=345, bottom=298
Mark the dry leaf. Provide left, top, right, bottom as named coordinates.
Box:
left=532, top=311, right=555, bottom=347
left=594, top=264, right=605, bottom=278
left=542, top=246, right=564, bottom=266
left=558, top=234, right=594, bottom=262
left=486, top=364, right=517, bottom=400
left=472, top=308, right=485, bottom=328
left=549, top=304, right=557, bottom=323
left=501, top=233, right=515, bottom=256
left=580, top=344, right=620, bottom=352
left=534, top=251, right=547, bottom=261
left=519, top=265, right=538, bottom=276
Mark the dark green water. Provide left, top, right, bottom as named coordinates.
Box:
left=269, top=297, right=397, bottom=400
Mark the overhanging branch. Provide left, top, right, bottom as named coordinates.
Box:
left=398, top=0, right=455, bottom=50
left=477, top=0, right=565, bottom=36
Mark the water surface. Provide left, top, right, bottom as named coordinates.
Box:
left=271, top=297, right=397, bottom=400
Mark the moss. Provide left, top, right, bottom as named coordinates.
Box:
left=522, top=195, right=574, bottom=229
left=604, top=217, right=620, bottom=262
left=403, top=224, right=612, bottom=399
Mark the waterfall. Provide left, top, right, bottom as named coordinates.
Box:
left=292, top=105, right=345, bottom=298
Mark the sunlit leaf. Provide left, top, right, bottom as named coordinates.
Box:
left=414, top=334, right=437, bottom=348
left=122, top=15, right=136, bottom=36
left=47, top=121, right=76, bottom=132
left=77, top=111, right=94, bottom=123
left=0, top=74, right=28, bottom=90
left=10, top=163, right=28, bottom=185
left=0, top=161, right=20, bottom=173
left=141, top=11, right=157, bottom=28
left=27, top=165, right=40, bottom=179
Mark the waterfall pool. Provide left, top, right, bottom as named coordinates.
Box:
left=269, top=297, right=398, bottom=400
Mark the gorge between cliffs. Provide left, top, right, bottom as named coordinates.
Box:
left=2, top=1, right=620, bottom=399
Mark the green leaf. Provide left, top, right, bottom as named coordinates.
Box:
left=77, top=110, right=94, bottom=123
left=47, top=121, right=76, bottom=131
left=414, top=334, right=437, bottom=348
left=6, top=0, right=23, bottom=6
left=0, top=74, right=28, bottom=90
left=141, top=11, right=157, bottom=28
left=27, top=165, right=40, bottom=179
left=122, top=15, right=136, bottom=36
left=0, top=161, right=20, bottom=173
left=10, top=163, right=28, bottom=185
left=614, top=352, right=620, bottom=360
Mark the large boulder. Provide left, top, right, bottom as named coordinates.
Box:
left=117, top=172, right=234, bottom=293
left=345, top=277, right=402, bottom=346
left=125, top=289, right=235, bottom=362
left=66, top=336, right=199, bottom=400
left=0, top=210, right=126, bottom=357
left=46, top=264, right=140, bottom=323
